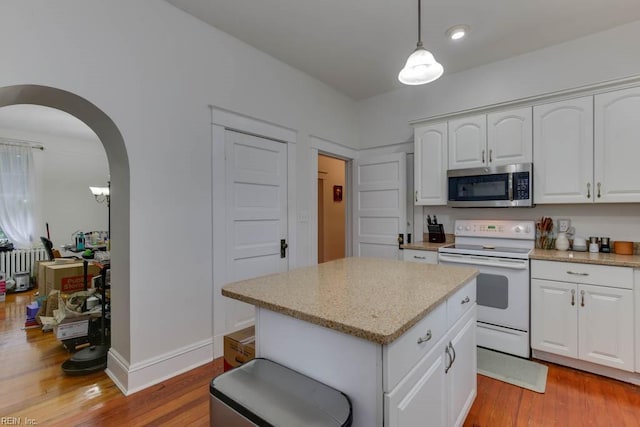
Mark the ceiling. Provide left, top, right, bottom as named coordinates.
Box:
left=165, top=0, right=640, bottom=100
left=0, top=105, right=98, bottom=143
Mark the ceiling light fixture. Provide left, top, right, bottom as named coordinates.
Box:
left=398, top=0, right=444, bottom=85
left=446, top=25, right=469, bottom=41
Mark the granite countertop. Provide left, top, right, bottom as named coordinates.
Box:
left=401, top=234, right=455, bottom=251
left=222, top=257, right=478, bottom=345
left=530, top=248, right=640, bottom=268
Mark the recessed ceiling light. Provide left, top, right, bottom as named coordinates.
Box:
left=446, top=25, right=469, bottom=41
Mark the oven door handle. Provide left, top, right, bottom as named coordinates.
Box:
left=438, top=253, right=529, bottom=270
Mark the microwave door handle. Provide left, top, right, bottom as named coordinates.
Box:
left=508, top=173, right=514, bottom=201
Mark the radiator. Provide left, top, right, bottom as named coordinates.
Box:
left=0, top=248, right=48, bottom=279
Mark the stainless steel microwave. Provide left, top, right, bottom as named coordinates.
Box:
left=447, top=163, right=533, bottom=208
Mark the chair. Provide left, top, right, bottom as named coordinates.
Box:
left=41, top=236, right=56, bottom=260
left=40, top=236, right=74, bottom=260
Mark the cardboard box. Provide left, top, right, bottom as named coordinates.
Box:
left=54, top=316, right=90, bottom=340
left=223, top=326, right=255, bottom=371
left=45, top=262, right=100, bottom=294
left=36, top=260, right=55, bottom=296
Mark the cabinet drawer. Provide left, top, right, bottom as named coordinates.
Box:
left=403, top=249, right=438, bottom=264
left=531, top=260, right=632, bottom=289
left=383, top=302, right=447, bottom=392
left=447, top=279, right=477, bottom=328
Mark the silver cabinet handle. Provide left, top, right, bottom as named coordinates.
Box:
left=587, top=182, right=591, bottom=198
left=489, top=149, right=493, bottom=163
left=461, top=296, right=470, bottom=305
left=415, top=190, right=418, bottom=203
left=445, top=346, right=452, bottom=373
left=597, top=182, right=601, bottom=198
left=482, top=149, right=485, bottom=163
left=571, top=289, right=575, bottom=306
left=417, top=329, right=432, bottom=344
left=581, top=290, right=585, bottom=307
left=413, top=255, right=426, bottom=260
left=567, top=271, right=589, bottom=276
left=449, top=342, right=456, bottom=367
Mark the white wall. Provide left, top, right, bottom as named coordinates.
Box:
left=357, top=20, right=640, bottom=149
left=0, top=0, right=358, bottom=392
left=0, top=127, right=108, bottom=246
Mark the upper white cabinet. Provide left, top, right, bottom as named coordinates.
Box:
left=533, top=87, right=640, bottom=204
left=533, top=96, right=593, bottom=203
left=448, top=107, right=532, bottom=170
left=594, top=86, right=640, bottom=202
left=448, top=114, right=486, bottom=169
left=414, top=122, right=448, bottom=205
left=486, top=107, right=533, bottom=166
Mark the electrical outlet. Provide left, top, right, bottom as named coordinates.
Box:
left=558, top=219, right=571, bottom=233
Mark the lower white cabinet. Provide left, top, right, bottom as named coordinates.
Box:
left=531, top=261, right=635, bottom=372
left=385, top=305, right=477, bottom=427
left=403, top=249, right=438, bottom=264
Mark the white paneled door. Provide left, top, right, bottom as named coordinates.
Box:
left=225, top=130, right=288, bottom=331
left=353, top=153, right=406, bottom=259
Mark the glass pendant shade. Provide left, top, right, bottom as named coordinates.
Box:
left=398, top=0, right=444, bottom=85
left=398, top=44, right=444, bottom=85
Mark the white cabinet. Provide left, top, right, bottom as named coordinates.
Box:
left=533, top=96, right=593, bottom=203
left=414, top=122, right=448, bottom=205
left=594, top=86, right=640, bottom=202
left=636, top=269, right=640, bottom=373
left=486, top=107, right=533, bottom=166
left=448, top=114, right=487, bottom=169
left=531, top=261, right=635, bottom=372
left=385, top=280, right=477, bottom=427
left=403, top=249, right=438, bottom=264
left=448, top=107, right=532, bottom=170
left=533, top=87, right=640, bottom=204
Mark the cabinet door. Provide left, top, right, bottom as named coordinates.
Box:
left=595, top=87, right=640, bottom=202
left=448, top=115, right=487, bottom=169
left=578, top=283, right=634, bottom=372
left=385, top=345, right=447, bottom=427
left=414, top=122, right=448, bottom=205
left=447, top=307, right=477, bottom=427
left=531, top=279, right=578, bottom=358
left=403, top=249, right=438, bottom=264
left=487, top=107, right=532, bottom=167
left=533, top=97, right=593, bottom=204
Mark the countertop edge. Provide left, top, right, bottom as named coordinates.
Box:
left=530, top=249, right=640, bottom=268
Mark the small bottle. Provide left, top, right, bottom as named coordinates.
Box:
left=76, top=232, right=85, bottom=251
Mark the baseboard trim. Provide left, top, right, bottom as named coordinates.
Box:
left=533, top=349, right=640, bottom=386
left=106, top=339, right=214, bottom=395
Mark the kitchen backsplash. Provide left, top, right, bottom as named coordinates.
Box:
left=421, top=203, right=640, bottom=243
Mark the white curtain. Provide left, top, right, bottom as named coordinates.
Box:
left=0, top=143, right=36, bottom=248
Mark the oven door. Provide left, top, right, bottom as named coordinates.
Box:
left=438, top=253, right=529, bottom=331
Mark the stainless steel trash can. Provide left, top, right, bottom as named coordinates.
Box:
left=210, top=358, right=352, bottom=427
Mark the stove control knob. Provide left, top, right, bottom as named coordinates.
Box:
left=465, top=226, right=471, bottom=231
left=514, top=226, right=522, bottom=233
left=525, top=226, right=532, bottom=233
left=457, top=225, right=463, bottom=231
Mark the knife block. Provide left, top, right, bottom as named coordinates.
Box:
left=427, top=224, right=446, bottom=243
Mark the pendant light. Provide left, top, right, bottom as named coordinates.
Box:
left=398, top=0, right=444, bottom=85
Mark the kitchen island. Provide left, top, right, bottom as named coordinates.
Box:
left=222, top=257, right=478, bottom=427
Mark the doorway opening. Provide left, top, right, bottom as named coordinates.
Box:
left=317, top=154, right=346, bottom=263
left=0, top=84, right=130, bottom=389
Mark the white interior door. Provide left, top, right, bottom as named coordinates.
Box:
left=352, top=152, right=406, bottom=259
left=225, top=130, right=288, bottom=331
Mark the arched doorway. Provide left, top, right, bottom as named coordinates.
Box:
left=0, top=85, right=131, bottom=373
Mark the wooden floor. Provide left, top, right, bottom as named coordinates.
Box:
left=2, top=290, right=640, bottom=426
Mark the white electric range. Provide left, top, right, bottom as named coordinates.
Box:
left=438, top=219, right=535, bottom=358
